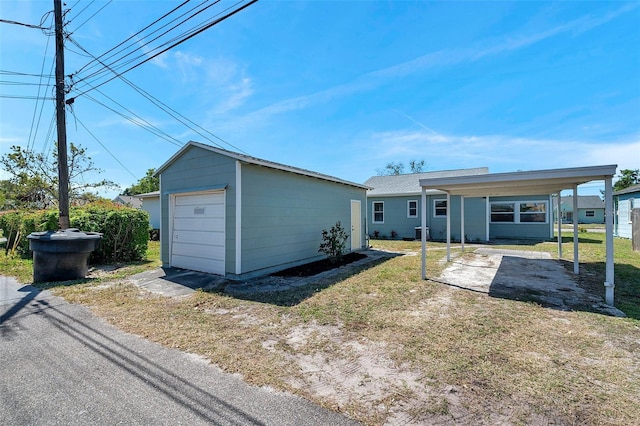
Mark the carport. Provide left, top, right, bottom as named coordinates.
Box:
left=419, top=165, right=618, bottom=306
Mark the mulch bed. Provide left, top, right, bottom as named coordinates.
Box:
left=272, top=252, right=368, bottom=277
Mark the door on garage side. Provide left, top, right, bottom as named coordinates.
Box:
left=171, top=191, right=225, bottom=275
left=351, top=200, right=361, bottom=251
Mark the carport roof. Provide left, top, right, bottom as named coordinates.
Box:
left=419, top=164, right=618, bottom=197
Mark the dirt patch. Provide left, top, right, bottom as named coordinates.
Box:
left=272, top=252, right=368, bottom=277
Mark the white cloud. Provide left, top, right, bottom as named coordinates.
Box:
left=213, top=77, right=253, bottom=114
left=367, top=126, right=639, bottom=174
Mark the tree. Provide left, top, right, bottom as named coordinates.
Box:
left=613, top=169, right=639, bottom=192
left=0, top=143, right=118, bottom=210
left=377, top=159, right=427, bottom=175
left=121, top=168, right=159, bottom=195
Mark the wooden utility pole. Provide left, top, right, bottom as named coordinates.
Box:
left=54, top=0, right=70, bottom=229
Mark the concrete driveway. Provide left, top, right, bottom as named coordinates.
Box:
left=0, top=275, right=358, bottom=425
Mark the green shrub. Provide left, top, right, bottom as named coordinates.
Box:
left=318, top=221, right=349, bottom=263
left=70, top=202, right=149, bottom=263
left=0, top=202, right=149, bottom=263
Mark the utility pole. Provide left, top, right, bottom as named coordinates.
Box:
left=54, top=0, right=70, bottom=229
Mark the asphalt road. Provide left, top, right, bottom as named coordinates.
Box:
left=0, top=275, right=358, bottom=425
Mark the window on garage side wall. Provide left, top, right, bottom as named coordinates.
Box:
left=373, top=201, right=384, bottom=223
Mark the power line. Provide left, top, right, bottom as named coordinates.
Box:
left=73, top=0, right=219, bottom=86
left=28, top=33, right=55, bottom=151
left=67, top=35, right=246, bottom=153
left=72, top=0, right=192, bottom=77
left=70, top=0, right=258, bottom=97
left=0, top=18, right=47, bottom=30
left=68, top=0, right=113, bottom=34
left=71, top=110, right=138, bottom=180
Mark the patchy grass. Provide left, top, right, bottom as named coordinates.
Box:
left=3, top=237, right=639, bottom=425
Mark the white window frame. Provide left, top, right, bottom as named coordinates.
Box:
left=433, top=199, right=447, bottom=217
left=630, top=198, right=635, bottom=223
left=490, top=201, right=548, bottom=224
left=407, top=200, right=418, bottom=218
left=490, top=202, right=515, bottom=223
left=585, top=210, right=595, bottom=217
left=372, top=201, right=384, bottom=224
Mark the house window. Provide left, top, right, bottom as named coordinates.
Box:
left=491, top=203, right=515, bottom=222
left=519, top=202, right=547, bottom=222
left=491, top=201, right=548, bottom=223
left=407, top=200, right=418, bottom=218
left=585, top=210, right=595, bottom=217
left=434, top=199, right=447, bottom=217
left=373, top=201, right=384, bottom=223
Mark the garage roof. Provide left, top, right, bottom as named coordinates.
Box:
left=156, top=141, right=370, bottom=190
left=419, top=165, right=617, bottom=196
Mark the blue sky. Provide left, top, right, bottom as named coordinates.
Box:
left=1, top=1, right=639, bottom=198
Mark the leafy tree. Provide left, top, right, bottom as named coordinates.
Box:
left=613, top=169, right=639, bottom=192
left=122, top=168, right=159, bottom=195
left=377, top=159, right=426, bottom=175
left=409, top=159, right=425, bottom=173
left=0, top=143, right=118, bottom=210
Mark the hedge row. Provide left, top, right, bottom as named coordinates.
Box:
left=0, top=201, right=149, bottom=264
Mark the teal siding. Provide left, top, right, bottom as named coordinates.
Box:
left=239, top=164, right=366, bottom=276
left=159, top=147, right=237, bottom=272
left=368, top=196, right=421, bottom=239
left=577, top=208, right=605, bottom=224
left=367, top=194, right=550, bottom=242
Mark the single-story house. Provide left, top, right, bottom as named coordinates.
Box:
left=364, top=168, right=553, bottom=242
left=155, top=141, right=368, bottom=279
left=552, top=195, right=605, bottom=224
left=112, top=195, right=142, bottom=209
left=614, top=183, right=640, bottom=239
left=137, top=191, right=160, bottom=229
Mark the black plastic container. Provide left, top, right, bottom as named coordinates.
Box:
left=28, top=229, right=102, bottom=283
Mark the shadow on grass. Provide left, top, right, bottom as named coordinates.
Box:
left=31, top=259, right=158, bottom=291
left=485, top=256, right=635, bottom=318
left=570, top=260, right=640, bottom=320
left=222, top=253, right=401, bottom=307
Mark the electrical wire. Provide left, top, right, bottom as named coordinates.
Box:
left=67, top=35, right=246, bottom=152
left=68, top=0, right=112, bottom=34
left=27, top=33, right=55, bottom=151
left=72, top=0, right=192, bottom=77
left=70, top=110, right=138, bottom=179
left=73, top=0, right=219, bottom=85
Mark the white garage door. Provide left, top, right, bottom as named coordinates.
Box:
left=171, top=191, right=225, bottom=275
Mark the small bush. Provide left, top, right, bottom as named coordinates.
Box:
left=318, top=221, right=349, bottom=263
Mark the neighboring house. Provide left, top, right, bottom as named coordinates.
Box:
left=112, top=195, right=143, bottom=209
left=365, top=168, right=553, bottom=242
left=137, top=191, right=160, bottom=229
left=552, top=195, right=605, bottom=224
left=614, top=183, right=640, bottom=239
left=155, top=141, right=368, bottom=279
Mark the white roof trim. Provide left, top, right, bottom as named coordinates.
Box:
left=156, top=141, right=369, bottom=190
left=419, top=165, right=618, bottom=197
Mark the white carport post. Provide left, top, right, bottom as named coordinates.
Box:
left=557, top=192, right=563, bottom=258
left=460, top=196, right=465, bottom=251
left=572, top=184, right=579, bottom=274
left=446, top=191, right=451, bottom=262
left=485, top=196, right=490, bottom=241
left=604, top=177, right=615, bottom=305
left=421, top=187, right=427, bottom=280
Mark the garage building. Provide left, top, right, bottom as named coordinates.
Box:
left=155, top=141, right=368, bottom=279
